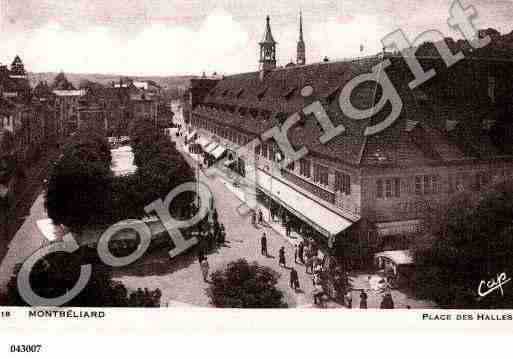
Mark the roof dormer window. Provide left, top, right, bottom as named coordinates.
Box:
left=257, top=87, right=268, bottom=101
left=283, top=87, right=297, bottom=100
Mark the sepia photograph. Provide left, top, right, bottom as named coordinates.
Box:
left=0, top=0, right=513, bottom=322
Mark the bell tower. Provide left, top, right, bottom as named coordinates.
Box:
left=297, top=11, right=306, bottom=65
left=259, top=15, right=277, bottom=71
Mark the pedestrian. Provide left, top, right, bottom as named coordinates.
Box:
left=197, top=247, right=205, bottom=263
left=206, top=230, right=214, bottom=251
left=278, top=246, right=286, bottom=268
left=298, top=241, right=304, bottom=264
left=380, top=293, right=395, bottom=309
left=260, top=232, right=268, bottom=256
left=312, top=284, right=324, bottom=306
left=200, top=258, right=210, bottom=282
left=359, top=290, right=368, bottom=309
left=258, top=209, right=263, bottom=224
left=251, top=211, right=257, bottom=226
left=312, top=272, right=321, bottom=286
left=285, top=220, right=291, bottom=237
left=290, top=267, right=300, bottom=290
left=294, top=244, right=298, bottom=263
left=344, top=291, right=352, bottom=309
left=314, top=259, right=322, bottom=275
left=305, top=255, right=312, bottom=274
left=219, top=224, right=226, bottom=244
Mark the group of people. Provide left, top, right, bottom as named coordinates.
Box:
left=196, top=212, right=226, bottom=283
left=251, top=209, right=265, bottom=227
left=128, top=287, right=162, bottom=307
left=260, top=231, right=326, bottom=303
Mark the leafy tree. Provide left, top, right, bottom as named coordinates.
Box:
left=207, top=259, right=287, bottom=308
left=45, top=132, right=113, bottom=232
left=412, top=181, right=513, bottom=308
left=45, top=154, right=113, bottom=232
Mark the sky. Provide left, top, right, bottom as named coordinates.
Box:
left=0, top=0, right=511, bottom=76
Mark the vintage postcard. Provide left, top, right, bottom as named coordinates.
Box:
left=0, top=0, right=513, bottom=344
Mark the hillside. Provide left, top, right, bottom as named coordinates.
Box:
left=28, top=72, right=196, bottom=90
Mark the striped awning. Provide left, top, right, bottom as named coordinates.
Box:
left=197, top=137, right=211, bottom=149
left=211, top=145, right=227, bottom=159
left=204, top=142, right=219, bottom=153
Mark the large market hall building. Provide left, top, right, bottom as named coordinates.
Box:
left=184, top=16, right=513, bottom=262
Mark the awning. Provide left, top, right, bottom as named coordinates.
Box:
left=256, top=170, right=355, bottom=237
left=211, top=145, right=227, bottom=159
left=374, top=250, right=414, bottom=265
left=224, top=159, right=235, bottom=167
left=375, top=220, right=422, bottom=237
left=197, top=137, right=211, bottom=149
left=186, top=131, right=197, bottom=142
left=204, top=142, right=219, bottom=153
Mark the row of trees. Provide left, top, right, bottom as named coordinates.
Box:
left=36, top=123, right=195, bottom=307
left=411, top=180, right=513, bottom=309
left=45, top=122, right=195, bottom=232
left=111, top=121, right=195, bottom=220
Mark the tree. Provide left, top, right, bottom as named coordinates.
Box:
left=45, top=155, right=113, bottom=232
left=45, top=132, right=113, bottom=232
left=4, top=252, right=161, bottom=307
left=207, top=259, right=287, bottom=308
left=412, top=181, right=513, bottom=308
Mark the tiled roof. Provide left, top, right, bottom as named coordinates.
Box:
left=195, top=57, right=509, bottom=167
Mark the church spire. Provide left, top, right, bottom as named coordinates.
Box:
left=297, top=11, right=306, bottom=65
left=259, top=15, right=277, bottom=70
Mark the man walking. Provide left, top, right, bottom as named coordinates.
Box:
left=260, top=232, right=268, bottom=256
left=294, top=244, right=298, bottom=263
left=278, top=246, right=286, bottom=268
left=359, top=290, right=368, bottom=309
left=200, top=258, right=210, bottom=282
left=298, top=241, right=304, bottom=264
left=290, top=267, right=300, bottom=291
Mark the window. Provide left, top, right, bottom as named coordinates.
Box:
left=254, top=144, right=261, bottom=156
left=313, top=164, right=329, bottom=186
left=415, top=176, right=422, bottom=195
left=335, top=172, right=351, bottom=195
left=488, top=76, right=496, bottom=103
left=300, top=159, right=311, bottom=178
left=261, top=143, right=268, bottom=159
left=268, top=144, right=275, bottom=161
left=416, top=175, right=439, bottom=195
left=377, top=179, right=383, bottom=199
left=385, top=179, right=393, bottom=198
left=474, top=172, right=490, bottom=191
left=394, top=178, right=400, bottom=197
left=377, top=178, right=400, bottom=199
left=423, top=175, right=431, bottom=195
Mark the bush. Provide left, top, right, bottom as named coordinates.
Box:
left=207, top=259, right=287, bottom=308
left=5, top=252, right=162, bottom=307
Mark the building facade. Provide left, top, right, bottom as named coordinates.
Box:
left=186, top=16, right=513, bottom=261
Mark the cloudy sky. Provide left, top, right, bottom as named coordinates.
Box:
left=0, top=0, right=511, bottom=76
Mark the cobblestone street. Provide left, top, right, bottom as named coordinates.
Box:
left=113, top=155, right=322, bottom=308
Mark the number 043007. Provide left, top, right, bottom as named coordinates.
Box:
left=10, top=345, right=42, bottom=353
